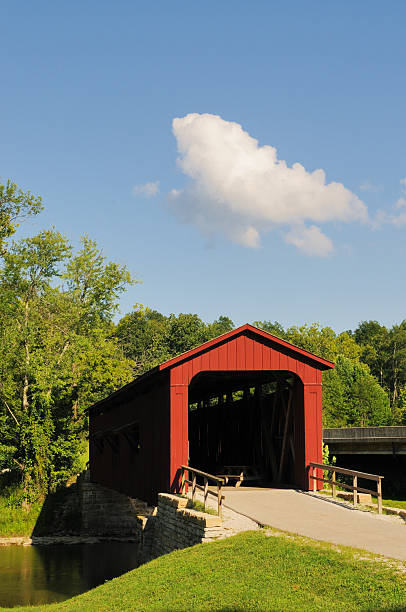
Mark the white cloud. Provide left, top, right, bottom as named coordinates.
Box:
left=169, top=113, right=368, bottom=256
left=359, top=180, right=383, bottom=193
left=390, top=178, right=406, bottom=226
left=284, top=225, right=334, bottom=257
left=132, top=181, right=160, bottom=198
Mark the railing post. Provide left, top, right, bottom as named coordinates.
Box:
left=332, top=470, right=336, bottom=499
left=353, top=474, right=357, bottom=506
left=204, top=477, right=208, bottom=510
left=181, top=467, right=186, bottom=495
left=377, top=477, right=383, bottom=515
left=192, top=472, right=196, bottom=503
left=312, top=465, right=316, bottom=493
left=218, top=482, right=223, bottom=518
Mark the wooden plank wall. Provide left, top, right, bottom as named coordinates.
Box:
left=170, top=331, right=323, bottom=491
left=89, top=372, right=170, bottom=505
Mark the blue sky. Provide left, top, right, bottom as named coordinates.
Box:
left=1, top=1, right=405, bottom=331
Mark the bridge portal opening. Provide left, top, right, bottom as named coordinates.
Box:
left=188, top=371, right=304, bottom=486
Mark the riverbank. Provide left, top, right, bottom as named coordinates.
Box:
left=2, top=530, right=405, bottom=612
left=0, top=536, right=141, bottom=546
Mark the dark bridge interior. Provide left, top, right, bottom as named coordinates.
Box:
left=188, top=371, right=301, bottom=486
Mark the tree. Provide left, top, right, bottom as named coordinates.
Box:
left=0, top=180, right=43, bottom=255
left=323, top=356, right=391, bottom=428
left=254, top=321, right=361, bottom=362
left=115, top=310, right=235, bottom=376
left=0, top=232, right=135, bottom=497
left=166, top=313, right=209, bottom=356
left=396, top=386, right=406, bottom=425
left=354, top=320, right=389, bottom=387
left=64, top=235, right=134, bottom=325
left=386, top=322, right=406, bottom=418
left=255, top=319, right=390, bottom=427
left=254, top=320, right=286, bottom=339
left=115, top=305, right=171, bottom=374
left=207, top=316, right=234, bottom=338
left=354, top=320, right=406, bottom=422
left=283, top=324, right=361, bottom=362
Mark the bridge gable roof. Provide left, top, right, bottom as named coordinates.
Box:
left=158, top=323, right=334, bottom=372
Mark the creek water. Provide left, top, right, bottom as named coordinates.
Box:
left=0, top=542, right=142, bottom=608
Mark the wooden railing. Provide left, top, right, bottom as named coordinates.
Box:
left=309, top=462, right=384, bottom=514
left=180, top=465, right=225, bottom=517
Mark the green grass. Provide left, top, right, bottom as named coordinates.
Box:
left=0, top=476, right=78, bottom=538
left=0, top=477, right=43, bottom=538
left=0, top=497, right=42, bottom=537
left=188, top=499, right=219, bottom=516
left=175, top=494, right=220, bottom=516
left=2, top=530, right=405, bottom=612
left=377, top=499, right=406, bottom=511
left=320, top=489, right=406, bottom=513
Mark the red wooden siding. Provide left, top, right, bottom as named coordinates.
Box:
left=90, top=372, right=170, bottom=504
left=168, top=329, right=331, bottom=491
left=89, top=324, right=333, bottom=502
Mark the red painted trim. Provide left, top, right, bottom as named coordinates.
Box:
left=159, top=323, right=334, bottom=371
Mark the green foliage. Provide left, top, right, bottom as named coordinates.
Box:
left=1, top=179, right=405, bottom=506
left=397, top=386, right=406, bottom=425
left=322, top=443, right=335, bottom=467
left=0, top=230, right=135, bottom=499
left=0, top=444, right=17, bottom=470
left=322, top=443, right=336, bottom=483
left=255, top=320, right=392, bottom=428
left=115, top=308, right=234, bottom=375
left=0, top=496, right=43, bottom=537
left=323, top=356, right=391, bottom=427
left=255, top=321, right=361, bottom=362
left=115, top=306, right=172, bottom=373
left=254, top=319, right=286, bottom=338
left=354, top=319, right=406, bottom=422
left=354, top=320, right=388, bottom=385
left=64, top=235, right=136, bottom=324
left=207, top=315, right=234, bottom=338
left=0, top=179, right=43, bottom=255
left=0, top=472, right=42, bottom=536
left=284, top=324, right=361, bottom=362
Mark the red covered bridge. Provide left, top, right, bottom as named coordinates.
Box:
left=89, top=324, right=334, bottom=504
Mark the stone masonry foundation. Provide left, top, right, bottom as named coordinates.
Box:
left=152, top=493, right=224, bottom=557
left=1, top=471, right=258, bottom=555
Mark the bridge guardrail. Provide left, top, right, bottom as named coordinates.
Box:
left=309, top=462, right=384, bottom=514
left=180, top=465, right=224, bottom=517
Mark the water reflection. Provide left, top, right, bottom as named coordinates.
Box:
left=0, top=542, right=141, bottom=608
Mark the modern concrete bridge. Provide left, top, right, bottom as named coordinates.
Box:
left=323, top=426, right=406, bottom=455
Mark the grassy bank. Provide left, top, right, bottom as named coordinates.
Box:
left=319, top=489, right=406, bottom=513
left=3, top=530, right=406, bottom=612
left=0, top=497, right=42, bottom=537
left=0, top=451, right=88, bottom=538
left=380, top=499, right=406, bottom=511
left=0, top=474, right=42, bottom=537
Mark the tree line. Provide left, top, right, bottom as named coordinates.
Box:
left=0, top=180, right=404, bottom=502
left=117, top=313, right=401, bottom=428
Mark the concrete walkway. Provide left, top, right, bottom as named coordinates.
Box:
left=223, top=488, right=406, bottom=561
